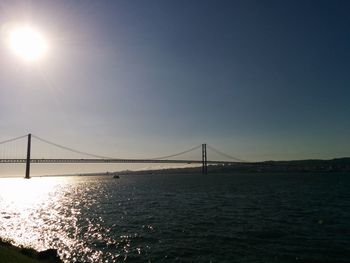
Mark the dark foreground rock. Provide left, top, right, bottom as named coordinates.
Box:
left=38, top=249, right=61, bottom=262
left=0, top=238, right=63, bottom=263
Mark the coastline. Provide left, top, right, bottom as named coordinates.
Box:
left=0, top=238, right=62, bottom=263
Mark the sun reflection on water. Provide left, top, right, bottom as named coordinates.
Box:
left=0, top=177, right=59, bottom=208
left=0, top=177, right=73, bottom=253
left=0, top=176, right=118, bottom=262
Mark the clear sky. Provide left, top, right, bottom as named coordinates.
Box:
left=1, top=0, right=350, bottom=167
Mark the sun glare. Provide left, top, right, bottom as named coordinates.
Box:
left=0, top=178, right=60, bottom=208
left=6, top=25, right=48, bottom=62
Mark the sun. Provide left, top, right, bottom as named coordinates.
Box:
left=6, top=25, right=48, bottom=62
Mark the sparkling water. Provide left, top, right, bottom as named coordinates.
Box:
left=0, top=173, right=349, bottom=262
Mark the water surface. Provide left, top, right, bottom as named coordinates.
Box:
left=0, top=173, right=349, bottom=262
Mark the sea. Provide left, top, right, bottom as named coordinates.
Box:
left=0, top=172, right=349, bottom=262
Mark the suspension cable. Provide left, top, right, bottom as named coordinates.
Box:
left=0, top=134, right=27, bottom=145
left=32, top=135, right=114, bottom=159
left=150, top=144, right=202, bottom=160
left=207, top=144, right=247, bottom=162
left=1, top=134, right=246, bottom=162
left=32, top=135, right=202, bottom=160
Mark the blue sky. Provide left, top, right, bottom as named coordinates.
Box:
left=1, top=0, right=350, bottom=166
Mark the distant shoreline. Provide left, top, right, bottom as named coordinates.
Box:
left=82, top=157, right=350, bottom=175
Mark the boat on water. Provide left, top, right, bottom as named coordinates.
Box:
left=105, top=171, right=120, bottom=178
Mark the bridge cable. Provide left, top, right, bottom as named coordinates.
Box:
left=32, top=135, right=115, bottom=159
left=33, top=135, right=202, bottom=161
left=150, top=145, right=202, bottom=160
left=207, top=144, right=247, bottom=162
left=0, top=135, right=27, bottom=145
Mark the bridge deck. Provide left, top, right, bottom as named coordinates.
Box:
left=0, top=158, right=234, bottom=164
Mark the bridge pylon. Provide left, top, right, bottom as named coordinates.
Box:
left=25, top=133, right=31, bottom=179
left=202, top=143, right=207, bottom=174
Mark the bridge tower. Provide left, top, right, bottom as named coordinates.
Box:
left=202, top=143, right=207, bottom=174
left=25, top=133, right=31, bottom=179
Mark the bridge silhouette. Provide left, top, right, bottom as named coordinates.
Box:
left=0, top=134, right=245, bottom=178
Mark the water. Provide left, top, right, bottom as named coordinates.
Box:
left=0, top=173, right=349, bottom=262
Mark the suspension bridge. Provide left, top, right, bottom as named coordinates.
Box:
left=0, top=134, right=245, bottom=178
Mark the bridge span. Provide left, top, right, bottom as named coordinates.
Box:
left=0, top=134, right=244, bottom=178
left=0, top=158, right=232, bottom=165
